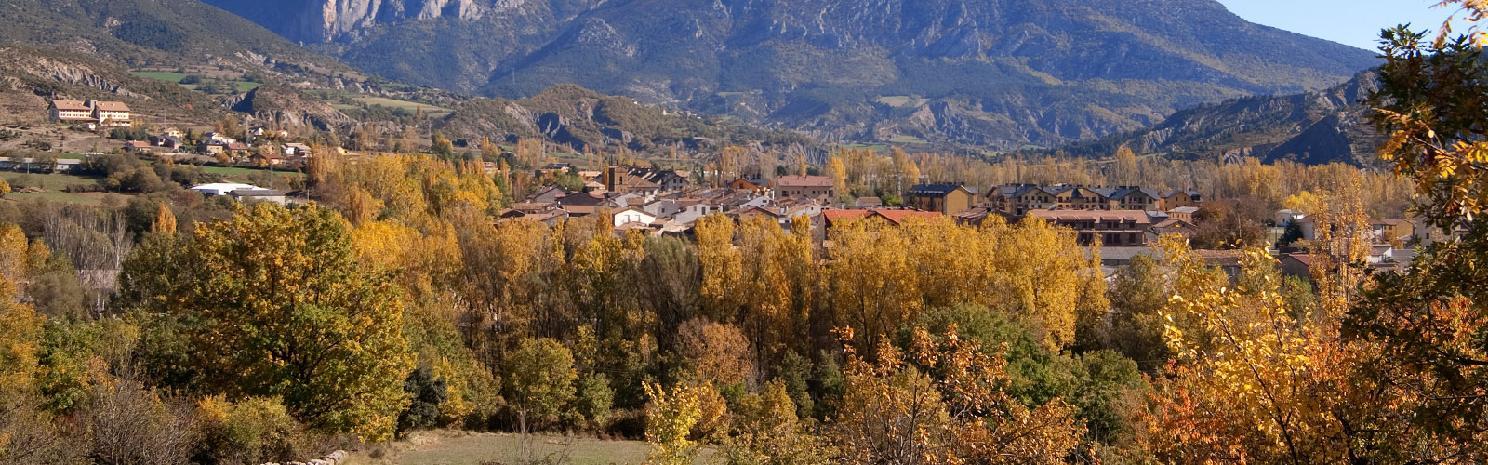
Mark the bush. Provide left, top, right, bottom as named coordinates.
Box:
left=178, top=75, right=203, bottom=85
left=576, top=373, right=614, bottom=429
left=0, top=393, right=82, bottom=464
left=397, top=365, right=448, bottom=435
left=194, top=396, right=306, bottom=465
left=63, top=183, right=105, bottom=193
left=84, top=381, right=195, bottom=465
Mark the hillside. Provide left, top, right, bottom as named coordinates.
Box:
left=435, top=85, right=814, bottom=152
left=1062, top=71, right=1384, bottom=166
left=0, top=0, right=351, bottom=74
left=0, top=0, right=798, bottom=154
left=203, top=0, right=1380, bottom=151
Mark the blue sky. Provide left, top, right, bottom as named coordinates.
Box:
left=1218, top=0, right=1465, bottom=50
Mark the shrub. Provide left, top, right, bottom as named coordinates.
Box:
left=194, top=395, right=305, bottom=465
left=396, top=365, right=448, bottom=435
left=84, top=381, right=195, bottom=465
left=576, top=373, right=614, bottom=430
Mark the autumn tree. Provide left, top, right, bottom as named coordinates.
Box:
left=723, top=380, right=834, bottom=465
left=831, top=326, right=1083, bottom=465
left=644, top=382, right=704, bottom=465
left=828, top=155, right=848, bottom=201
left=431, top=131, right=455, bottom=157
left=675, top=318, right=754, bottom=388
left=1144, top=248, right=1374, bottom=463
left=1113, top=145, right=1140, bottom=186
left=151, top=203, right=176, bottom=235
left=695, top=214, right=744, bottom=321
left=0, top=225, right=42, bottom=396
left=826, top=219, right=921, bottom=350
left=119, top=203, right=413, bottom=441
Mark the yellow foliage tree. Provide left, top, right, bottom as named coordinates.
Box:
left=644, top=382, right=704, bottom=465
left=0, top=225, right=43, bottom=396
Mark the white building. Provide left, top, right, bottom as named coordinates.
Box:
left=191, top=182, right=264, bottom=196
left=612, top=207, right=658, bottom=228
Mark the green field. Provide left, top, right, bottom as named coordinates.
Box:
left=342, top=432, right=690, bottom=465
left=1, top=172, right=120, bottom=205
left=133, top=71, right=260, bottom=93
left=351, top=97, right=452, bottom=116
left=3, top=191, right=119, bottom=206
left=199, top=165, right=305, bottom=181
left=133, top=71, right=189, bottom=83
left=2, top=171, right=100, bottom=190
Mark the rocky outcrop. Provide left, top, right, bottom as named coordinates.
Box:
left=202, top=0, right=553, bottom=42
left=230, top=87, right=354, bottom=130
left=0, top=47, right=138, bottom=97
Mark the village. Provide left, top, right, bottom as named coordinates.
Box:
left=3, top=96, right=1428, bottom=287
left=500, top=164, right=1428, bottom=282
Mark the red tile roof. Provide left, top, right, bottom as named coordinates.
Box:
left=91, top=100, right=130, bottom=112
left=51, top=99, right=90, bottom=111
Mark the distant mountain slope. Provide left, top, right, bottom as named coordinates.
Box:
left=434, top=85, right=814, bottom=153
left=1062, top=71, right=1383, bottom=166
left=0, top=0, right=803, bottom=154
left=0, top=0, right=340, bottom=69
left=203, top=0, right=1380, bottom=151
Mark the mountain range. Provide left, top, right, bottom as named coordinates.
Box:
left=202, top=0, right=1380, bottom=151
left=1064, top=70, right=1383, bottom=165
left=0, top=0, right=792, bottom=151
left=0, top=0, right=1390, bottom=163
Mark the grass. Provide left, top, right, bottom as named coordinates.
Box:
left=876, top=96, right=925, bottom=108
left=342, top=431, right=695, bottom=465
left=1, top=171, right=120, bottom=206
left=133, top=71, right=189, bottom=83
left=353, top=97, right=452, bottom=116
left=2, top=171, right=100, bottom=190
left=199, top=165, right=305, bottom=181
left=3, top=191, right=119, bottom=206
left=132, top=71, right=260, bottom=93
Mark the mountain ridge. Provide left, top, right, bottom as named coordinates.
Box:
left=202, top=0, right=1380, bottom=151
left=1060, top=70, right=1383, bottom=165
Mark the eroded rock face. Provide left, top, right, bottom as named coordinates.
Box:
left=203, top=0, right=573, bottom=42
left=231, top=87, right=354, bottom=130
left=0, top=47, right=137, bottom=97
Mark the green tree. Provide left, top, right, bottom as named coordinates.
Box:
left=119, top=204, right=413, bottom=441
left=1103, top=255, right=1173, bottom=373
left=576, top=373, right=614, bottom=430
left=504, top=338, right=577, bottom=433
left=431, top=132, right=455, bottom=157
